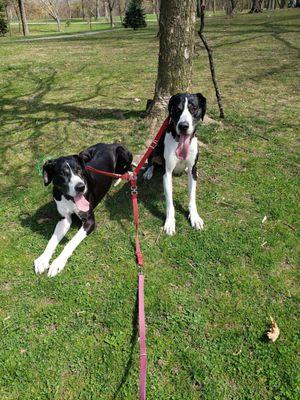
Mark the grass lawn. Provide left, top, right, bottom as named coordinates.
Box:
left=0, top=9, right=299, bottom=400
left=8, top=15, right=159, bottom=37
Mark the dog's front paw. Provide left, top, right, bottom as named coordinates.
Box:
left=34, top=255, right=50, bottom=274
left=143, top=166, right=154, bottom=180
left=189, top=211, right=204, bottom=230
left=48, top=257, right=67, bottom=277
left=164, top=218, right=176, bottom=236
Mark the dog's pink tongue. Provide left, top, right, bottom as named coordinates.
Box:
left=176, top=134, right=190, bottom=160
left=74, top=194, right=90, bottom=212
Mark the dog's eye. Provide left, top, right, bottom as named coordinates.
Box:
left=189, top=105, right=197, bottom=113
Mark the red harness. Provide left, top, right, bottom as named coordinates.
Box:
left=85, top=117, right=169, bottom=400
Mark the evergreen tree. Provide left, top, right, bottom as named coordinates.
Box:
left=0, top=0, right=8, bottom=36
left=123, top=0, right=147, bottom=30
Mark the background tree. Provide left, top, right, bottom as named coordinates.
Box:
left=106, top=0, right=115, bottom=28
left=225, top=0, right=239, bottom=16
left=17, top=0, right=29, bottom=35
left=0, top=0, right=8, bottom=35
left=249, top=0, right=263, bottom=12
left=123, top=0, right=146, bottom=30
left=39, top=0, right=62, bottom=31
left=148, top=0, right=196, bottom=117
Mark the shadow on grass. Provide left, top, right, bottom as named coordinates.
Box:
left=105, top=168, right=188, bottom=231
left=0, top=67, right=143, bottom=196
left=112, top=291, right=138, bottom=400
left=20, top=200, right=81, bottom=240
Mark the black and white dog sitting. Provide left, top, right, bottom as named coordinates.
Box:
left=143, top=93, right=206, bottom=236
left=34, top=143, right=132, bottom=277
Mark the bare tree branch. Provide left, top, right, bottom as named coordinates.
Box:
left=197, top=0, right=225, bottom=118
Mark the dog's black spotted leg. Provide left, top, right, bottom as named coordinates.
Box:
left=191, top=152, right=199, bottom=181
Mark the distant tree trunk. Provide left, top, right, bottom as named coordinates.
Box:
left=95, top=0, right=100, bottom=19
left=148, top=0, right=196, bottom=117
left=226, top=0, right=239, bottom=16
left=4, top=2, right=12, bottom=36
left=249, top=0, right=263, bottom=12
left=56, top=17, right=61, bottom=31
left=81, top=0, right=85, bottom=19
left=117, top=0, right=123, bottom=23
left=12, top=2, right=21, bottom=32
left=66, top=0, right=72, bottom=18
left=107, top=0, right=115, bottom=28
left=17, top=0, right=29, bottom=35
left=152, top=0, right=159, bottom=21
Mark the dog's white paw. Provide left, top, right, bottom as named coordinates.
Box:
left=164, top=218, right=176, bottom=236
left=34, top=255, right=50, bottom=274
left=48, top=257, right=67, bottom=277
left=143, top=166, right=154, bottom=180
left=189, top=211, right=204, bottom=230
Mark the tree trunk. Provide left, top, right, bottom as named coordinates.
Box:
left=148, top=0, right=196, bottom=117
left=95, top=0, right=100, bottom=19
left=81, top=0, right=85, bottom=20
left=55, top=16, right=61, bottom=32
left=66, top=0, right=72, bottom=19
left=107, top=0, right=115, bottom=28
left=17, top=0, right=29, bottom=36
left=4, top=3, right=12, bottom=36
left=226, top=0, right=237, bottom=16
left=249, top=0, right=263, bottom=12
left=117, top=0, right=123, bottom=23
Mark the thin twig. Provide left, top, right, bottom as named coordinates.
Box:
left=197, top=1, right=225, bottom=119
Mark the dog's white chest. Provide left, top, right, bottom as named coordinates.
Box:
left=164, top=132, right=198, bottom=174
left=55, top=196, right=79, bottom=217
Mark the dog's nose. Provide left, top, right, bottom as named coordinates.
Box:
left=178, top=122, right=189, bottom=131
left=75, top=183, right=85, bottom=193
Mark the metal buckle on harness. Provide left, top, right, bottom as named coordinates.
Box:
left=131, top=186, right=138, bottom=195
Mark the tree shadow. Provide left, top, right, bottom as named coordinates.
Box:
left=19, top=200, right=81, bottom=240
left=104, top=169, right=188, bottom=233
left=112, top=291, right=138, bottom=400
left=0, top=67, right=143, bottom=196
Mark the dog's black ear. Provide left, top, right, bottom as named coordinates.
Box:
left=196, top=93, right=207, bottom=120
left=116, top=145, right=133, bottom=173
left=168, top=94, right=180, bottom=115
left=42, top=159, right=55, bottom=186
left=73, top=154, right=86, bottom=169
left=78, top=147, right=95, bottom=164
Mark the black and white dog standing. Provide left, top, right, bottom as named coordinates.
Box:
left=34, top=143, right=132, bottom=277
left=143, top=93, right=207, bottom=236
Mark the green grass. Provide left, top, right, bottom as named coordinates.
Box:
left=8, top=15, right=158, bottom=37
left=0, top=9, right=299, bottom=400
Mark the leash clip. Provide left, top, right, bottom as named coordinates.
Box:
left=131, top=186, right=138, bottom=195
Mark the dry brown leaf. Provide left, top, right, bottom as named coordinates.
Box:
left=37, top=216, right=52, bottom=224
left=267, top=316, right=280, bottom=342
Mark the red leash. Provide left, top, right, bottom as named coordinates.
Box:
left=85, top=117, right=169, bottom=400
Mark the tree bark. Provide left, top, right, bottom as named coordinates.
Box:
left=249, top=0, right=263, bottom=12
left=107, top=0, right=115, bottom=28
left=56, top=16, right=61, bottom=32
left=81, top=0, right=85, bottom=19
left=148, top=0, right=196, bottom=117
left=66, top=0, right=72, bottom=19
left=17, top=0, right=29, bottom=36
left=95, top=0, right=100, bottom=19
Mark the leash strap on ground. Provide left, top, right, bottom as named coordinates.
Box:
left=84, top=117, right=169, bottom=400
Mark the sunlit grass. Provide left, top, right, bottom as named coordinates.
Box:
left=0, top=9, right=299, bottom=400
